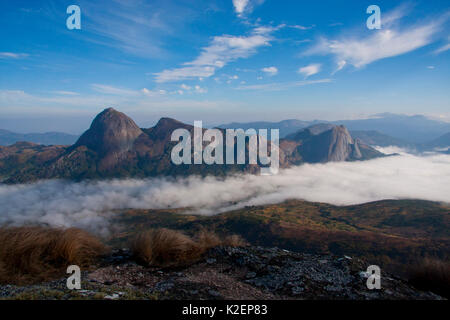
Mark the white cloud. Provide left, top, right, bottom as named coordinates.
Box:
left=91, top=84, right=139, bottom=96
left=332, top=60, right=347, bottom=74
left=434, top=43, right=450, bottom=54
left=195, top=85, right=207, bottom=93
left=0, top=52, right=29, bottom=59
left=290, top=25, right=314, bottom=30
left=261, top=66, right=278, bottom=76
left=232, top=0, right=249, bottom=14
left=298, top=63, right=321, bottom=77
left=427, top=65, right=435, bottom=69
left=154, top=66, right=216, bottom=83
left=181, top=84, right=192, bottom=90
left=236, top=78, right=331, bottom=91
left=52, top=91, right=79, bottom=96
left=154, top=26, right=277, bottom=82
left=1, top=152, right=449, bottom=233
left=92, top=85, right=167, bottom=97
left=141, top=88, right=166, bottom=96
left=232, top=0, right=264, bottom=17
left=307, top=8, right=448, bottom=70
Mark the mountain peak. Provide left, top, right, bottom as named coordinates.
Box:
left=155, top=117, right=186, bottom=128
left=74, top=108, right=143, bottom=155
left=147, top=117, right=193, bottom=140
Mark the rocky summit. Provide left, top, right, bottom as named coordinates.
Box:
left=72, top=108, right=144, bottom=170
left=283, top=124, right=372, bottom=163
left=0, top=246, right=442, bottom=300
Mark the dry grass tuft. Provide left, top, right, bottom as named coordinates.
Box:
left=131, top=228, right=246, bottom=267
left=194, top=228, right=222, bottom=249
left=0, top=226, right=107, bottom=284
left=408, top=258, right=450, bottom=298
left=223, top=234, right=248, bottom=247
left=131, top=228, right=202, bottom=267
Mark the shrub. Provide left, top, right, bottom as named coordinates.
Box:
left=131, top=228, right=201, bottom=267
left=223, top=234, right=248, bottom=247
left=408, top=258, right=450, bottom=298
left=0, top=226, right=107, bottom=284
left=131, top=228, right=246, bottom=267
left=194, top=228, right=222, bottom=249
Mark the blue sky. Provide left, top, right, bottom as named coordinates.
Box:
left=0, top=0, right=449, bottom=133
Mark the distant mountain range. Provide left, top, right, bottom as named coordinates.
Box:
left=0, top=129, right=78, bottom=146
left=220, top=113, right=450, bottom=152
left=0, top=108, right=383, bottom=183
left=3, top=113, right=449, bottom=152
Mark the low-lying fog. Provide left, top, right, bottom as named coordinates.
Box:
left=1, top=148, right=449, bottom=234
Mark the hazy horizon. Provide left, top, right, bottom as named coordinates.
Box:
left=1, top=110, right=450, bottom=135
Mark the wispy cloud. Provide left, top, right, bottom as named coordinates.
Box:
left=0, top=52, right=29, bottom=59
left=0, top=88, right=225, bottom=118
left=154, top=25, right=280, bottom=82
left=261, top=66, right=278, bottom=76
left=194, top=85, right=207, bottom=93
left=178, top=84, right=207, bottom=94
left=180, top=84, right=192, bottom=90
left=434, top=36, right=450, bottom=54
left=236, top=78, right=332, bottom=91
left=232, top=0, right=264, bottom=17
left=232, top=0, right=249, bottom=14
left=307, top=7, right=449, bottom=70
left=141, top=88, right=167, bottom=96
left=79, top=0, right=196, bottom=57
left=298, top=63, right=321, bottom=78
left=290, top=25, right=314, bottom=30
left=91, top=84, right=139, bottom=96
left=52, top=91, right=80, bottom=96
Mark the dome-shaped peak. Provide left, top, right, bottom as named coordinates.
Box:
left=74, top=108, right=143, bottom=155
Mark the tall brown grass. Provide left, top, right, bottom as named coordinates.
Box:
left=131, top=228, right=246, bottom=267
left=0, top=226, right=107, bottom=284
left=408, top=258, right=450, bottom=298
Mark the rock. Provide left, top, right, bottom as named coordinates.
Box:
left=104, top=293, right=120, bottom=300
left=0, top=245, right=443, bottom=300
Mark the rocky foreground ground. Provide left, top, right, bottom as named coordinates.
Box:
left=0, top=246, right=443, bottom=300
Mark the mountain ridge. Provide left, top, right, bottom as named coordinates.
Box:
left=0, top=129, right=78, bottom=146
left=219, top=114, right=450, bottom=144
left=0, top=108, right=383, bottom=183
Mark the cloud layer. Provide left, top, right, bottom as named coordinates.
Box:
left=1, top=151, right=449, bottom=234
